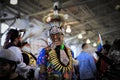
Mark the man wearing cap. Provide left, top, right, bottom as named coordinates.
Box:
left=36, top=26, right=76, bottom=80
left=0, top=48, right=27, bottom=80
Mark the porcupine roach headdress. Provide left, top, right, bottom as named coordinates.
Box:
left=43, top=2, right=66, bottom=36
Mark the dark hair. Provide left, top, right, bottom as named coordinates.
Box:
left=109, top=39, right=120, bottom=53
left=103, top=40, right=111, bottom=54
left=108, top=39, right=120, bottom=63
left=3, top=29, right=20, bottom=48
left=7, top=29, right=20, bottom=42
left=81, top=43, right=87, bottom=49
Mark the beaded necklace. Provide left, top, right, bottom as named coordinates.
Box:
left=48, top=44, right=73, bottom=73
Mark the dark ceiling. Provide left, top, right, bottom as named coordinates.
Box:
left=0, top=0, right=120, bottom=45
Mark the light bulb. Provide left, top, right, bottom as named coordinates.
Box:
left=86, top=39, right=91, bottom=43
left=46, top=16, right=51, bottom=22
left=93, top=43, right=97, bottom=47
left=10, top=0, right=18, bottom=5
left=78, top=34, right=83, bottom=39
left=64, top=14, right=69, bottom=20
left=66, top=25, right=71, bottom=33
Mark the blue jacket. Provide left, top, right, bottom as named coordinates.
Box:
left=77, top=51, right=96, bottom=79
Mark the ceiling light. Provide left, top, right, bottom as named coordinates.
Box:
left=86, top=38, right=91, bottom=43
left=93, top=42, right=97, bottom=47
left=64, top=14, right=69, bottom=20
left=10, top=0, right=18, bottom=5
left=66, top=25, right=71, bottom=33
left=78, top=34, right=83, bottom=39
left=46, top=16, right=51, bottom=22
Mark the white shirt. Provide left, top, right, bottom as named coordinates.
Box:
left=8, top=46, right=29, bottom=75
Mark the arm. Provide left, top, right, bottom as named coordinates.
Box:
left=96, top=51, right=113, bottom=65
left=89, top=55, right=97, bottom=75
left=36, top=48, right=47, bottom=73
left=35, top=48, right=47, bottom=80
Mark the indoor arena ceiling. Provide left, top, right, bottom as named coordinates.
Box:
left=0, top=0, right=120, bottom=45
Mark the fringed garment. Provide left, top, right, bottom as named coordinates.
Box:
left=36, top=46, right=76, bottom=80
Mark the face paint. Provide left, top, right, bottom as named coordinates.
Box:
left=49, top=26, right=63, bottom=34
left=50, top=33, right=63, bottom=46
left=50, top=33, right=60, bottom=39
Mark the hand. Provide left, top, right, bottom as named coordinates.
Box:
left=27, top=69, right=34, bottom=79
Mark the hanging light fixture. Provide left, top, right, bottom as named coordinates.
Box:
left=66, top=25, right=71, bottom=33
left=10, top=0, right=18, bottom=5
left=46, top=16, right=51, bottom=22
left=86, top=38, right=91, bottom=43
left=78, top=34, right=83, bottom=39
left=93, top=42, right=97, bottom=47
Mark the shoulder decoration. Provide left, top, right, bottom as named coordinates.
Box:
left=22, top=50, right=36, bottom=66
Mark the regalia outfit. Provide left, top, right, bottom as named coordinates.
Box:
left=36, top=2, right=76, bottom=79
left=36, top=44, right=76, bottom=80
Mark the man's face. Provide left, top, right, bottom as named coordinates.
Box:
left=0, top=61, right=12, bottom=79
left=50, top=33, right=64, bottom=46
left=16, top=36, right=22, bottom=47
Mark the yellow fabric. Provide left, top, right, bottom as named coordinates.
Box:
left=22, top=51, right=36, bottom=66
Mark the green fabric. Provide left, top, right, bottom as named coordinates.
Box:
left=60, top=44, right=64, bottom=50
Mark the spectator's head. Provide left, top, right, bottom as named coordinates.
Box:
left=0, top=49, right=18, bottom=79
left=108, top=39, right=120, bottom=63
left=81, top=43, right=89, bottom=50
left=105, top=40, right=109, bottom=44
left=81, top=43, right=96, bottom=53
left=103, top=40, right=111, bottom=54
left=6, top=29, right=21, bottom=43
left=4, top=29, right=22, bottom=48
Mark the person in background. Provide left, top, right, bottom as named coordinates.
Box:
left=96, top=39, right=120, bottom=80
left=84, top=44, right=98, bottom=63
left=3, top=29, right=32, bottom=78
left=20, top=41, right=37, bottom=66
left=108, top=39, right=120, bottom=64
left=96, top=44, right=111, bottom=78
left=35, top=26, right=76, bottom=80
left=103, top=40, right=111, bottom=55
left=77, top=43, right=96, bottom=80
left=0, top=48, right=27, bottom=80
left=96, top=40, right=111, bottom=79
left=19, top=41, right=37, bottom=80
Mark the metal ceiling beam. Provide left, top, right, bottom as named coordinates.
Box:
left=25, top=0, right=43, bottom=11
left=62, top=0, right=95, bottom=9
left=91, top=0, right=114, bottom=10
left=18, top=2, right=35, bottom=13
left=7, top=5, right=29, bottom=14
left=63, top=9, right=81, bottom=21
left=21, top=0, right=95, bottom=17
left=101, top=27, right=120, bottom=35
left=73, top=11, right=119, bottom=29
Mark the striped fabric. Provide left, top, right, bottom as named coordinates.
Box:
left=97, top=34, right=103, bottom=52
